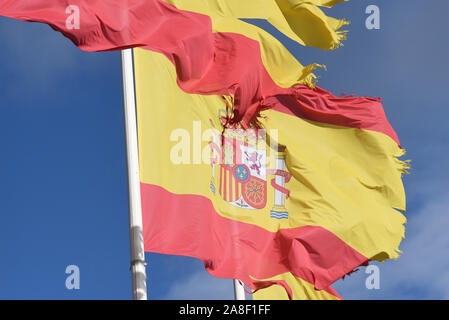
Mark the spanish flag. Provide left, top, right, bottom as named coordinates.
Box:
left=1, top=0, right=408, bottom=299
left=134, top=49, right=407, bottom=299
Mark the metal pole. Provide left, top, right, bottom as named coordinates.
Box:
left=234, top=279, right=246, bottom=300
left=121, top=48, right=147, bottom=300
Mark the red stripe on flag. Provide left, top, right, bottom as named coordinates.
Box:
left=0, top=0, right=401, bottom=145
left=141, top=183, right=368, bottom=294
left=265, top=86, right=400, bottom=145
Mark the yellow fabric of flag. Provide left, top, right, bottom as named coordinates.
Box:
left=160, top=0, right=350, bottom=88
left=163, top=0, right=349, bottom=50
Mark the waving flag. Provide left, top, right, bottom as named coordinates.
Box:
left=134, top=49, right=407, bottom=298
left=1, top=0, right=408, bottom=299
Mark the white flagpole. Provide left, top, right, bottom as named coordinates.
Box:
left=121, top=48, right=148, bottom=300
left=234, top=280, right=246, bottom=300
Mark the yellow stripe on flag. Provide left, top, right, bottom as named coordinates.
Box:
left=163, top=0, right=349, bottom=50
left=160, top=0, right=351, bottom=88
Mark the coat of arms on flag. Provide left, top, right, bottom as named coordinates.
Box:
left=209, top=113, right=292, bottom=219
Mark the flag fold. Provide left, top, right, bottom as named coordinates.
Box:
left=0, top=0, right=347, bottom=127
left=1, top=0, right=408, bottom=299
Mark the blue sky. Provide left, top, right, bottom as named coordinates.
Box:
left=0, top=1, right=448, bottom=299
